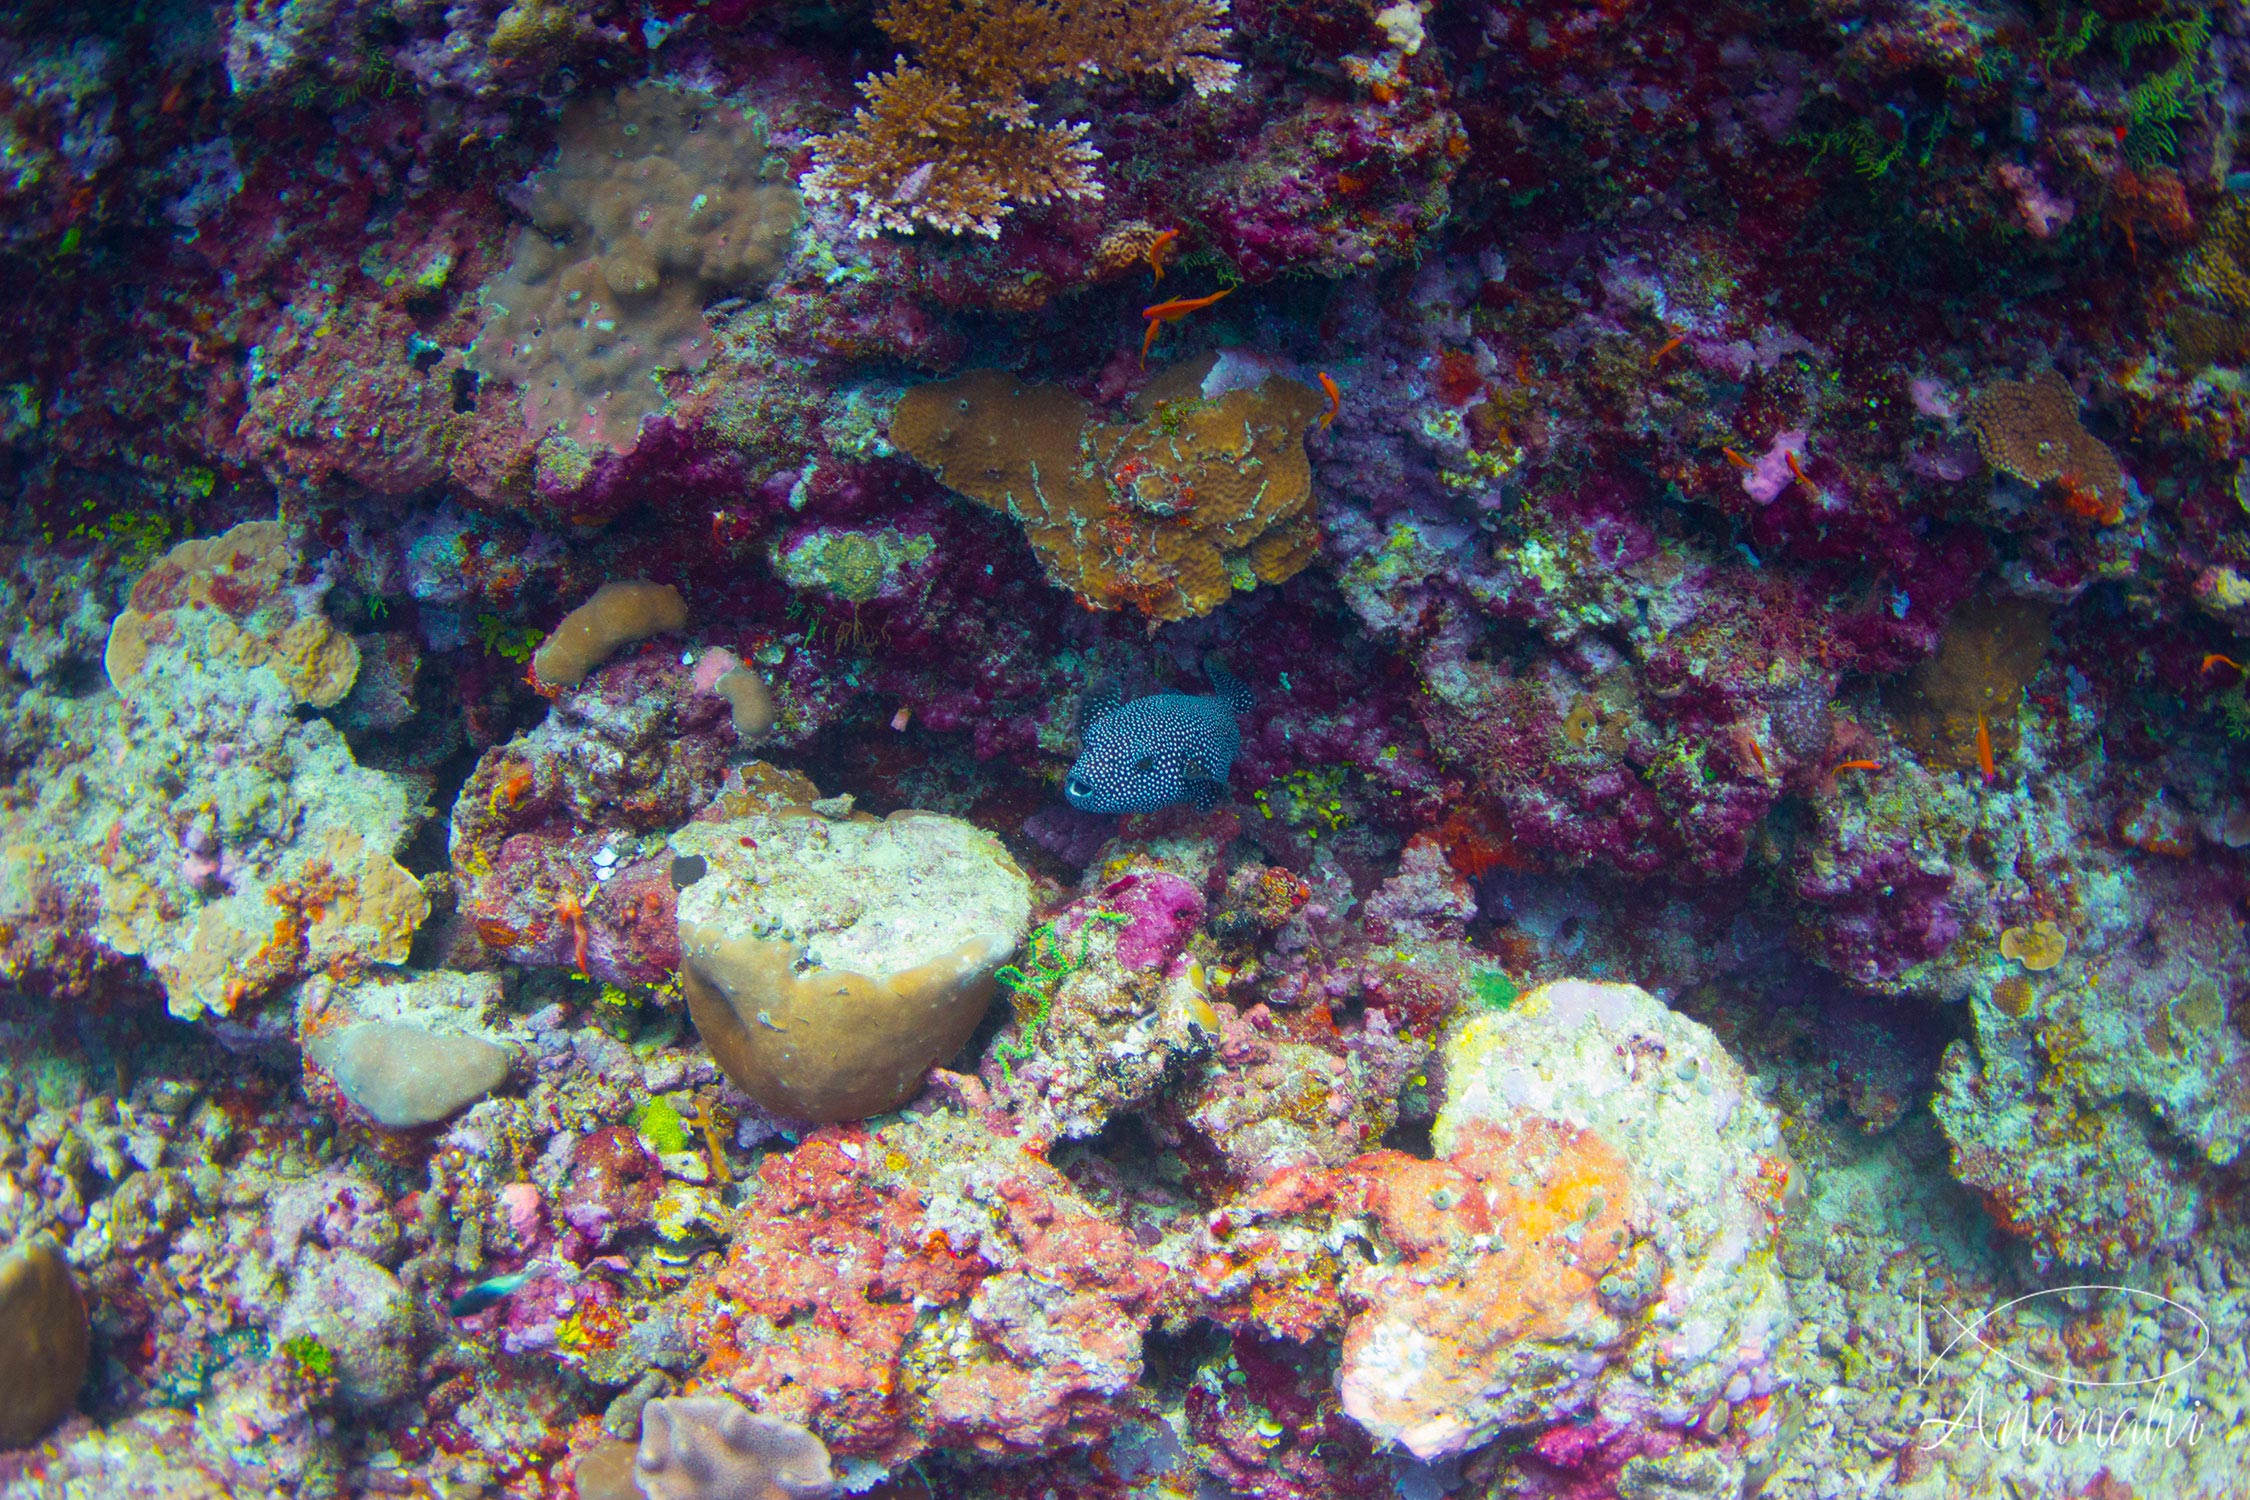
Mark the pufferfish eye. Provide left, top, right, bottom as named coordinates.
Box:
left=1134, top=755, right=1155, bottom=773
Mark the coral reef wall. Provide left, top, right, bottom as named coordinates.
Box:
left=2, top=0, right=2250, bottom=1496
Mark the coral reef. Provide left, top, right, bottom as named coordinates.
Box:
left=6, top=0, right=2250, bottom=1492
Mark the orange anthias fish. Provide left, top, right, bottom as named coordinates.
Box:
left=1317, top=371, right=1341, bottom=429
left=1974, top=712, right=1996, bottom=782
left=1785, top=450, right=1816, bottom=490
left=1141, top=287, right=1233, bottom=364
left=1832, top=759, right=1882, bottom=773
left=1721, top=447, right=1753, bottom=469
left=1650, top=334, right=1685, bottom=367
left=2203, top=652, right=2246, bottom=674
left=1147, top=228, right=1179, bottom=283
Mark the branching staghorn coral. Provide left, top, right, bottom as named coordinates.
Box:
left=806, top=0, right=1238, bottom=238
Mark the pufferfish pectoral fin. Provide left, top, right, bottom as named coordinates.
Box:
left=1182, top=759, right=1226, bottom=814
left=1080, top=677, right=1124, bottom=741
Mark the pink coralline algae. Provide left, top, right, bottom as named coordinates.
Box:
left=1104, top=871, right=1207, bottom=971
left=683, top=1114, right=1168, bottom=1467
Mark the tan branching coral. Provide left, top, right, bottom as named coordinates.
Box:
left=473, top=85, right=801, bottom=452
left=1965, top=369, right=2126, bottom=524
left=805, top=0, right=1238, bottom=238
left=893, top=366, right=1325, bottom=620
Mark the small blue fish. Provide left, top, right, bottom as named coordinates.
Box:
left=1065, top=662, right=1253, bottom=815
left=447, top=1268, right=534, bottom=1317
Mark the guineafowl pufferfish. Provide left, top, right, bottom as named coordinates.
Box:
left=1065, top=662, right=1253, bottom=814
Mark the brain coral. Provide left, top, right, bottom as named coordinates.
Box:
left=472, top=85, right=802, bottom=453
left=892, top=366, right=1324, bottom=621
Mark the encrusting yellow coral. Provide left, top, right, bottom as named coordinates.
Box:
left=805, top=0, right=1238, bottom=238
left=1999, top=920, right=2068, bottom=972
left=892, top=363, right=1325, bottom=621
left=105, top=520, right=361, bottom=709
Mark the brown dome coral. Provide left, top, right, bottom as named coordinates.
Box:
left=892, top=367, right=1325, bottom=621
left=472, top=85, right=801, bottom=453
left=1965, top=369, right=2125, bottom=524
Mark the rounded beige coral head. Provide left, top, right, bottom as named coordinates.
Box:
left=671, top=808, right=1032, bottom=1121
left=634, top=1396, right=837, bottom=1500
left=0, top=1235, right=90, bottom=1448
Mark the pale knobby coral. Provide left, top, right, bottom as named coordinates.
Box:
left=805, top=0, right=1238, bottom=237
left=472, top=85, right=801, bottom=452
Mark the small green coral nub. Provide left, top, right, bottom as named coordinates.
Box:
left=1470, top=969, right=1520, bottom=1011
left=280, top=1334, right=336, bottom=1380
left=634, top=1096, right=692, bottom=1155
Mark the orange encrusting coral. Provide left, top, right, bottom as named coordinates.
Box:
left=892, top=368, right=1325, bottom=621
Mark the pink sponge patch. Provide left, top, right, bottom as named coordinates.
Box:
left=1101, top=872, right=1207, bottom=971
left=1742, top=430, right=1808, bottom=505
left=691, top=647, right=741, bottom=695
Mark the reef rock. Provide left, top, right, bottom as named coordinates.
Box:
left=449, top=653, right=742, bottom=987
left=1186, top=979, right=1794, bottom=1485
left=0, top=521, right=427, bottom=1019
left=672, top=806, right=1033, bottom=1120
left=685, top=1109, right=1167, bottom=1468
left=1352, top=979, right=1796, bottom=1473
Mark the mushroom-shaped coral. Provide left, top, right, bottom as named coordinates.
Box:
left=672, top=806, right=1033, bottom=1121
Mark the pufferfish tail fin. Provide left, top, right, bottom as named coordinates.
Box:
left=1205, top=660, right=1254, bottom=716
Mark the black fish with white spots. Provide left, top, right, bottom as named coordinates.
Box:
left=1065, top=662, right=1253, bottom=814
